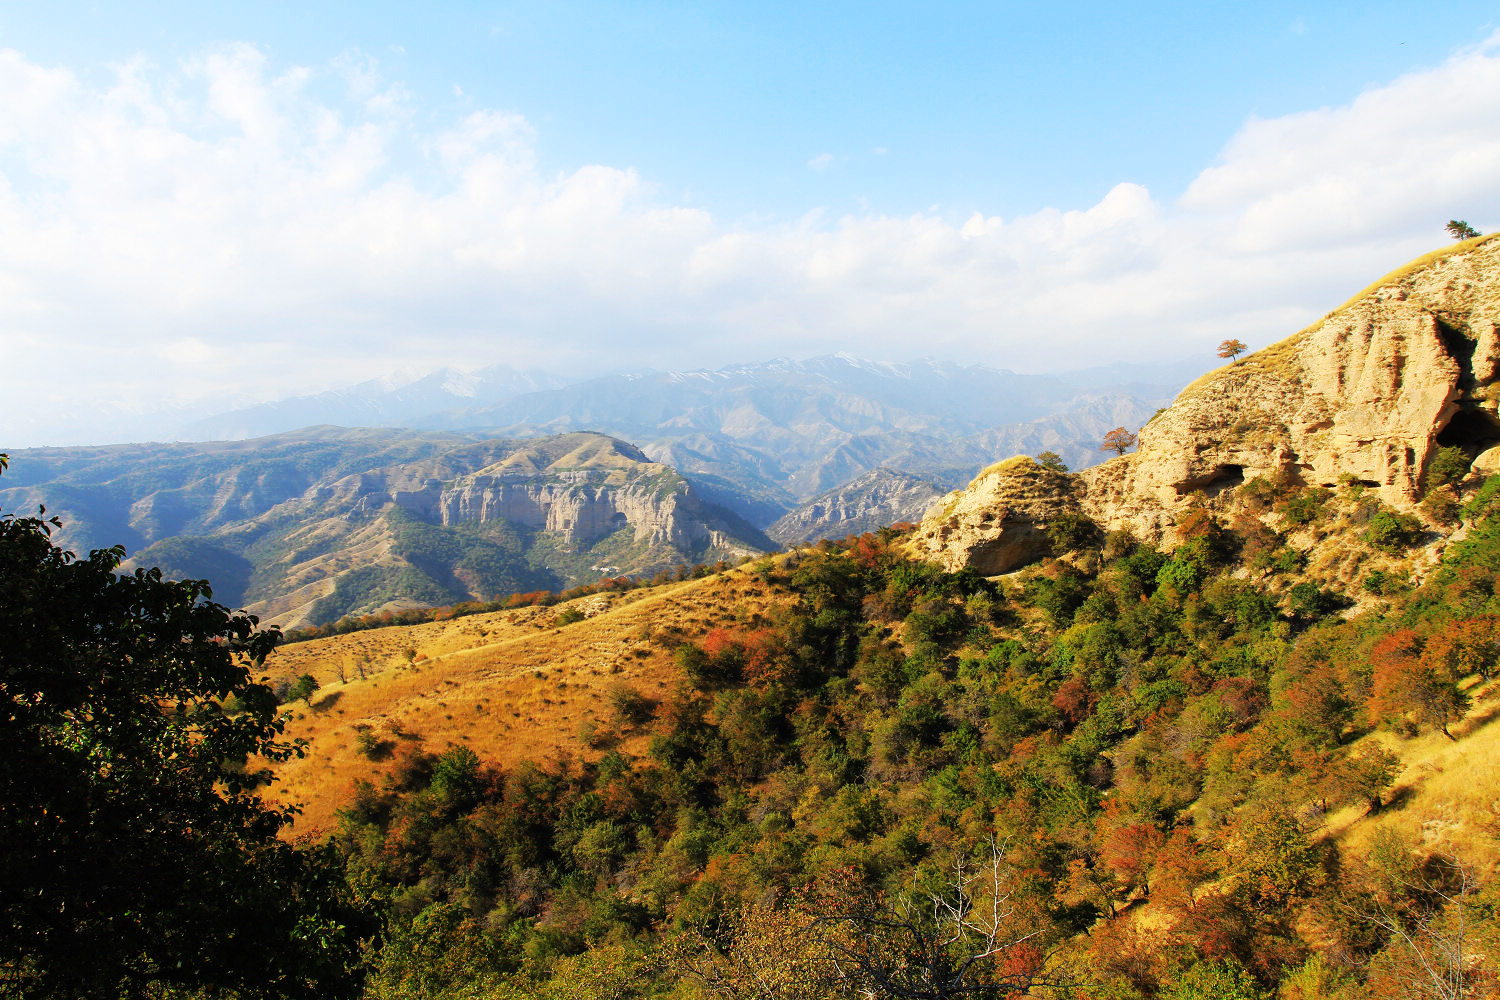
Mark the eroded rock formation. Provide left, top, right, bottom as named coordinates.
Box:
left=912, top=235, right=1500, bottom=571
left=906, top=457, right=1083, bottom=574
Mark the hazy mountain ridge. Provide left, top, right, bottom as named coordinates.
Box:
left=159, top=354, right=1195, bottom=518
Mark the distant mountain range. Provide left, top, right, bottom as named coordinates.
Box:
left=0, top=430, right=768, bottom=628
left=767, top=469, right=946, bottom=546
left=1, top=354, right=1204, bottom=621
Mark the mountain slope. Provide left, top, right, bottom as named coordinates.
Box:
left=3, top=430, right=770, bottom=628
left=149, top=354, right=1192, bottom=521
left=767, top=468, right=944, bottom=546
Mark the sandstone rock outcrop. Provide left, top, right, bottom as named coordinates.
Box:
left=906, top=457, right=1084, bottom=574
left=1081, top=235, right=1500, bottom=542
left=910, top=234, right=1500, bottom=572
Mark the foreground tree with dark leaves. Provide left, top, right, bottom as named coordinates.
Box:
left=0, top=456, right=374, bottom=999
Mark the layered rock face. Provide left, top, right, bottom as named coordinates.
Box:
left=430, top=472, right=750, bottom=552
left=323, top=434, right=761, bottom=556
left=768, top=468, right=944, bottom=546
left=909, top=235, right=1500, bottom=571
left=1082, top=236, right=1500, bottom=541
left=906, top=457, right=1084, bottom=574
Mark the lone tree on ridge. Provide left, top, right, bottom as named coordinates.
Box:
left=1217, top=338, right=1248, bottom=363
left=1447, top=219, right=1481, bottom=241
left=1100, top=427, right=1138, bottom=456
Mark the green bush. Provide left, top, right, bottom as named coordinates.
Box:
left=1036, top=451, right=1069, bottom=473
left=1047, top=512, right=1102, bottom=552
left=1363, top=569, right=1408, bottom=596
left=1464, top=474, right=1500, bottom=519
left=1286, top=582, right=1348, bottom=620
left=1168, top=959, right=1266, bottom=1000
left=1365, top=508, right=1424, bottom=553
left=1424, top=444, right=1471, bottom=493
left=1277, top=486, right=1332, bottom=527
left=1156, top=557, right=1204, bottom=594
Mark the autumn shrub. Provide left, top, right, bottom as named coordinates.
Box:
left=608, top=683, right=657, bottom=727
left=354, top=727, right=394, bottom=760
left=555, top=606, right=586, bottom=626
left=1367, top=629, right=1468, bottom=737
left=1420, top=487, right=1461, bottom=525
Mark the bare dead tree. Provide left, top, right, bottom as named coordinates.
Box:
left=1359, top=854, right=1491, bottom=1000
left=814, top=838, right=1070, bottom=999
left=667, top=903, right=842, bottom=1000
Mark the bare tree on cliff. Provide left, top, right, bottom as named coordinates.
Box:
left=812, top=838, right=1068, bottom=999
left=1100, top=428, right=1137, bottom=456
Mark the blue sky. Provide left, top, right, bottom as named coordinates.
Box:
left=0, top=3, right=1498, bottom=444
left=5, top=2, right=1495, bottom=219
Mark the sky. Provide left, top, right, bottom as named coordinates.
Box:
left=1, top=2, right=1498, bottom=445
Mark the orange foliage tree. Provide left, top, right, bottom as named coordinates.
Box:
left=1367, top=630, right=1469, bottom=739
left=1100, top=427, right=1138, bottom=456
left=1217, top=338, right=1248, bottom=363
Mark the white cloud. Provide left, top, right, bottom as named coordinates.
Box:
left=807, top=152, right=834, bottom=171
left=1, top=37, right=1499, bottom=445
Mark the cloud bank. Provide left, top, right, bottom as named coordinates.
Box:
left=2, top=35, right=1498, bottom=445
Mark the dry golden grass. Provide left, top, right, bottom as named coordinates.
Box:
left=261, top=565, right=792, bottom=836
left=1322, top=677, right=1500, bottom=870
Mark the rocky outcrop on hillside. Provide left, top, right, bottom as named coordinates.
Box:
left=768, top=468, right=944, bottom=546
left=1082, top=235, right=1500, bottom=542
left=328, top=435, right=760, bottom=555
left=910, top=235, right=1500, bottom=572
left=906, top=457, right=1084, bottom=574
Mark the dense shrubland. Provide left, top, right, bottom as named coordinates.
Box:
left=331, top=480, right=1500, bottom=999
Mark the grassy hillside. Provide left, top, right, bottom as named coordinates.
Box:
left=262, top=566, right=792, bottom=834
left=236, top=463, right=1500, bottom=998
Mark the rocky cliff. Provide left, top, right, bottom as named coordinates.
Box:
left=768, top=468, right=945, bottom=546
left=911, top=235, right=1500, bottom=571
left=906, top=457, right=1084, bottom=574
left=329, top=434, right=760, bottom=556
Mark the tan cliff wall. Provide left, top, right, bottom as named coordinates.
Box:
left=1079, top=234, right=1500, bottom=542
left=910, top=235, right=1500, bottom=571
